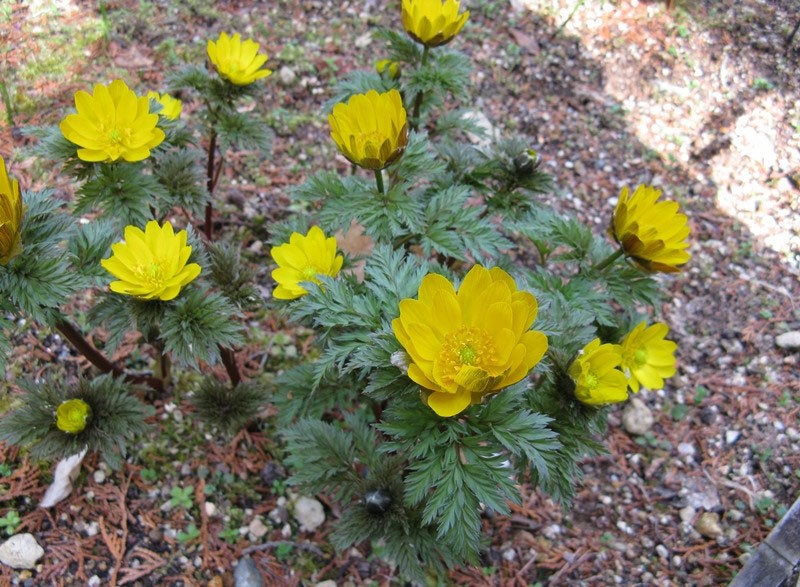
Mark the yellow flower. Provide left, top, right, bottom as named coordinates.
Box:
left=270, top=226, right=344, bottom=300
left=56, top=399, right=92, bottom=434
left=59, top=80, right=166, bottom=163
left=207, top=32, right=272, bottom=86
left=101, top=220, right=201, bottom=301
left=0, top=156, right=24, bottom=265
left=402, top=0, right=470, bottom=47
left=568, top=338, right=629, bottom=406
left=610, top=184, right=691, bottom=273
left=620, top=322, right=677, bottom=392
left=376, top=59, right=401, bottom=79
left=392, top=265, right=548, bottom=418
left=328, top=89, right=408, bottom=170
left=147, top=91, right=182, bottom=120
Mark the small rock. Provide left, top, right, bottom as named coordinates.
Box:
left=542, top=524, right=561, bottom=540
left=655, top=544, right=669, bottom=559
left=677, top=442, right=696, bottom=458
left=725, top=430, right=741, bottom=445
left=87, top=576, right=101, bottom=587
left=0, top=533, right=44, bottom=569
left=354, top=32, right=372, bottom=48
left=776, top=331, right=800, bottom=350
left=462, top=110, right=497, bottom=146
left=260, top=462, right=286, bottom=486
left=502, top=548, right=516, bottom=562
left=278, top=66, right=296, bottom=86
left=92, top=469, right=106, bottom=484
left=293, top=496, right=325, bottom=532
left=315, top=582, right=337, bottom=587
left=248, top=517, right=269, bottom=540
left=695, top=512, right=723, bottom=538
left=622, top=398, right=654, bottom=435
left=233, top=555, right=263, bottom=587
left=679, top=505, right=696, bottom=524
left=205, top=502, right=217, bottom=517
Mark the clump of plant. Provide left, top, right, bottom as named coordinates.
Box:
left=271, top=0, right=690, bottom=580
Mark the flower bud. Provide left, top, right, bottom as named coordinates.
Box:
left=56, top=399, right=92, bottom=434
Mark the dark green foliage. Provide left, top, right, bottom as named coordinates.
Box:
left=0, top=374, right=152, bottom=469
left=67, top=218, right=117, bottom=284
left=76, top=163, right=166, bottom=228
left=205, top=241, right=260, bottom=310
left=0, top=191, right=77, bottom=324
left=86, top=293, right=132, bottom=355
left=214, top=110, right=272, bottom=152
left=192, top=377, right=271, bottom=434
left=151, top=148, right=209, bottom=216
left=160, top=289, right=243, bottom=367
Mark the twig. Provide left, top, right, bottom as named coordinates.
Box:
left=195, top=479, right=210, bottom=570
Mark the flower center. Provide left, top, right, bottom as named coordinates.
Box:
left=301, top=265, right=319, bottom=281
left=136, top=259, right=166, bottom=289
left=584, top=372, right=599, bottom=390
left=358, top=130, right=385, bottom=149
left=438, top=326, right=496, bottom=385
left=108, top=129, right=122, bottom=143
left=634, top=348, right=648, bottom=366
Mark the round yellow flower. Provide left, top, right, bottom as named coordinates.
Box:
left=270, top=226, right=344, bottom=300
left=328, top=89, right=408, bottom=171
left=59, top=80, right=166, bottom=163
left=0, top=155, right=24, bottom=265
left=207, top=32, right=272, bottom=86
left=402, top=0, right=470, bottom=48
left=610, top=184, right=691, bottom=273
left=147, top=91, right=183, bottom=120
left=56, top=399, right=92, bottom=434
left=392, top=265, right=548, bottom=418
left=101, top=220, right=201, bottom=301
left=620, top=322, right=677, bottom=392
left=568, top=338, right=629, bottom=406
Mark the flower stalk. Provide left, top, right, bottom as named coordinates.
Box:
left=374, top=168, right=385, bottom=195
left=591, top=247, right=625, bottom=272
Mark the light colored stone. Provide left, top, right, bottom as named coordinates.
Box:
left=247, top=517, right=269, bottom=540
left=315, top=581, right=337, bottom=587
left=677, top=442, right=696, bottom=457
left=622, top=398, right=654, bottom=435
left=293, top=496, right=325, bottom=532
left=354, top=32, right=372, bottom=48
left=679, top=505, right=696, bottom=523
left=278, top=66, right=296, bottom=86
left=725, top=430, right=741, bottom=445
left=694, top=512, right=723, bottom=538
left=0, top=533, right=44, bottom=569
left=462, top=110, right=497, bottom=146
left=776, top=331, right=800, bottom=350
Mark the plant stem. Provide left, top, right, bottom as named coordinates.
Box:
left=411, top=46, right=430, bottom=130
left=374, top=168, right=385, bottom=195
left=55, top=318, right=164, bottom=392
left=204, top=129, right=218, bottom=240
left=219, top=346, right=241, bottom=387
left=591, top=247, right=625, bottom=272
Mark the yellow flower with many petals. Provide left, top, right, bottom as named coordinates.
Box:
left=610, top=184, right=691, bottom=273
left=402, top=0, right=470, bottom=47
left=147, top=91, right=182, bottom=120
left=0, top=156, right=24, bottom=265
left=270, top=226, right=344, bottom=300
left=328, top=89, right=408, bottom=170
left=101, top=220, right=201, bottom=301
left=392, top=265, right=548, bottom=418
left=56, top=399, right=92, bottom=434
left=620, top=322, right=677, bottom=392
left=207, top=32, right=272, bottom=86
left=568, top=338, right=629, bottom=406
left=60, top=80, right=166, bottom=163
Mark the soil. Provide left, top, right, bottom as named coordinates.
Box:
left=1, top=0, right=799, bottom=585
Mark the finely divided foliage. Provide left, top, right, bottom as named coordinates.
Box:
left=0, top=4, right=689, bottom=583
